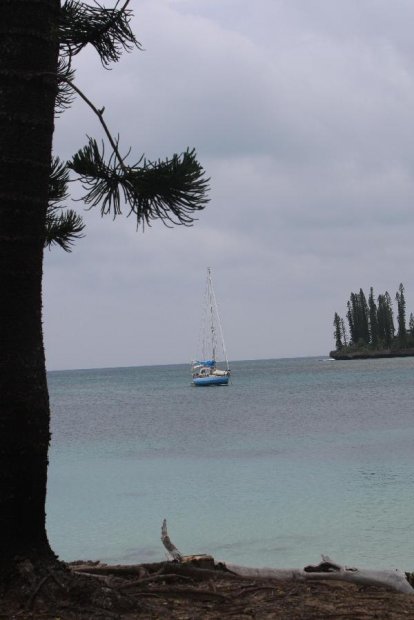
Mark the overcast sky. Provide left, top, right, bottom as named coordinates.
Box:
left=44, top=0, right=414, bottom=370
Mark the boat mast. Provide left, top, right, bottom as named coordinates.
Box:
left=207, top=267, right=216, bottom=362
left=207, top=267, right=229, bottom=370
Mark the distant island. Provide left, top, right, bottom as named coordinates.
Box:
left=330, top=347, right=414, bottom=360
left=330, top=283, right=414, bottom=360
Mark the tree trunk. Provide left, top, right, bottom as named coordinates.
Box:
left=0, top=0, right=59, bottom=561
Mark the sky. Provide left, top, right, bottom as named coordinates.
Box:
left=44, top=0, right=414, bottom=370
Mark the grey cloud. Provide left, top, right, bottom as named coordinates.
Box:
left=46, top=0, right=414, bottom=369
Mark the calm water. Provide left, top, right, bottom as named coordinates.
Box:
left=46, top=357, right=414, bottom=570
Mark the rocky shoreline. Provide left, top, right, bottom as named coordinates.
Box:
left=329, top=348, right=414, bottom=360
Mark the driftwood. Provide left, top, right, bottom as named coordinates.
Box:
left=226, top=556, right=414, bottom=594
left=71, top=560, right=238, bottom=582
left=69, top=520, right=414, bottom=596
left=161, top=518, right=182, bottom=561
left=160, top=520, right=414, bottom=595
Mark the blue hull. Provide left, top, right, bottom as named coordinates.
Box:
left=193, top=375, right=229, bottom=386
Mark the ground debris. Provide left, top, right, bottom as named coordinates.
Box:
left=1, top=560, right=414, bottom=619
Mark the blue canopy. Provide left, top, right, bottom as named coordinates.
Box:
left=195, top=360, right=215, bottom=367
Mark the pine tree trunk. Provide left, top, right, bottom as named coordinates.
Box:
left=0, top=0, right=59, bottom=560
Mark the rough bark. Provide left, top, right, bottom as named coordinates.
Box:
left=0, top=0, right=59, bottom=560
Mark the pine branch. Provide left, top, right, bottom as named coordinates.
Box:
left=45, top=208, right=86, bottom=252
left=46, top=157, right=85, bottom=252
left=69, top=138, right=125, bottom=215
left=68, top=139, right=210, bottom=227
left=55, top=58, right=76, bottom=114
left=124, top=150, right=210, bottom=227
left=49, top=156, right=70, bottom=206
left=64, top=78, right=127, bottom=170
left=56, top=10, right=209, bottom=232
left=60, top=0, right=141, bottom=67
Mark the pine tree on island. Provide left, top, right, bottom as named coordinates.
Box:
left=330, top=283, right=414, bottom=359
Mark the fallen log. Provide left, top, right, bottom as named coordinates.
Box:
left=225, top=556, right=414, bottom=594
left=160, top=520, right=414, bottom=595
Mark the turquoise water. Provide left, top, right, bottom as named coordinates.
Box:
left=46, top=357, right=414, bottom=570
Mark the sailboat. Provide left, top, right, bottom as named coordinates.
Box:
left=191, top=268, right=231, bottom=386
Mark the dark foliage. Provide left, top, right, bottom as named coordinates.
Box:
left=333, top=312, right=343, bottom=350
left=396, top=283, right=407, bottom=344
left=50, top=1, right=209, bottom=250
left=55, top=58, right=76, bottom=113
left=45, top=157, right=85, bottom=251
left=59, top=0, right=141, bottom=67
left=69, top=140, right=209, bottom=227
left=45, top=209, right=85, bottom=252
left=333, top=284, right=412, bottom=353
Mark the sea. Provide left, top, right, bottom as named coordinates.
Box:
left=46, top=356, right=414, bottom=571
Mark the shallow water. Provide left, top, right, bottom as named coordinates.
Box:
left=46, top=357, right=414, bottom=569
